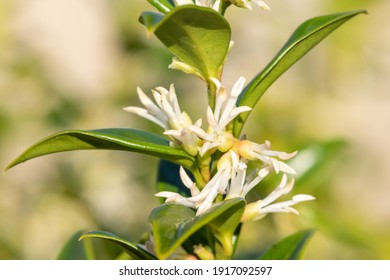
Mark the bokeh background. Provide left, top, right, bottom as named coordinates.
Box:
left=1, top=0, right=389, bottom=259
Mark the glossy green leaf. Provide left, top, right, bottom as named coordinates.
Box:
left=140, top=5, right=231, bottom=81
left=150, top=198, right=245, bottom=259
left=259, top=229, right=315, bottom=260
left=57, top=230, right=95, bottom=260
left=206, top=200, right=245, bottom=259
left=6, top=128, right=195, bottom=171
left=79, top=230, right=156, bottom=260
left=233, top=10, right=367, bottom=136
left=147, top=0, right=174, bottom=13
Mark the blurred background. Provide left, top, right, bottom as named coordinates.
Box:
left=1, top=0, right=389, bottom=259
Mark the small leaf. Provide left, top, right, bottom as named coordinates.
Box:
left=259, top=229, right=315, bottom=260
left=79, top=230, right=156, bottom=260
left=140, top=5, right=231, bottom=81
left=139, top=12, right=164, bottom=33
left=147, top=0, right=174, bottom=13
left=150, top=198, right=245, bottom=259
left=6, top=128, right=195, bottom=171
left=233, top=10, right=367, bottom=136
left=57, top=230, right=95, bottom=260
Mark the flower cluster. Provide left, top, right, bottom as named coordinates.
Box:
left=124, top=77, right=314, bottom=222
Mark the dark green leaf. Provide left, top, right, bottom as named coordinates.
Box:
left=79, top=230, right=157, bottom=260
left=157, top=159, right=192, bottom=199
left=150, top=198, right=245, bottom=259
left=259, top=229, right=315, bottom=260
left=140, top=5, right=231, bottom=82
left=57, top=230, right=95, bottom=260
left=233, top=10, right=367, bottom=136
left=6, top=128, right=195, bottom=171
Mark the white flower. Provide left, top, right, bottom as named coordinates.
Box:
left=241, top=174, right=315, bottom=222
left=156, top=149, right=314, bottom=220
left=189, top=77, right=251, bottom=156
left=124, top=85, right=192, bottom=130
left=210, top=77, right=252, bottom=132
left=156, top=152, right=234, bottom=216
left=238, top=139, right=298, bottom=175
left=227, top=153, right=274, bottom=199
left=124, top=85, right=201, bottom=156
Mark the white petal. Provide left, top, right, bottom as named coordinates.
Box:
left=292, top=194, right=316, bottom=202
left=231, top=76, right=246, bottom=97
left=242, top=166, right=273, bottom=196
left=218, top=106, right=252, bottom=129
left=174, top=0, right=194, bottom=5
left=155, top=191, right=184, bottom=198
left=258, top=175, right=294, bottom=208
left=136, top=87, right=161, bottom=114
left=188, top=125, right=214, bottom=141
left=179, top=166, right=195, bottom=189
left=123, top=106, right=167, bottom=129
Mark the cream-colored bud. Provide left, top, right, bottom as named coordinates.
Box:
left=237, top=140, right=257, bottom=160
left=241, top=201, right=262, bottom=222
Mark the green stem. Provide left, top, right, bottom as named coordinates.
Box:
left=207, top=78, right=217, bottom=111
left=191, top=166, right=207, bottom=188
left=220, top=2, right=232, bottom=16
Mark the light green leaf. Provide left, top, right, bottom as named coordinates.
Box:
left=57, top=230, right=95, bottom=260
left=233, top=10, right=367, bottom=136
left=6, top=128, right=195, bottom=171
left=259, top=229, right=315, bottom=260
left=79, top=230, right=157, bottom=260
left=150, top=198, right=245, bottom=259
left=140, top=5, right=231, bottom=82
left=147, top=0, right=174, bottom=13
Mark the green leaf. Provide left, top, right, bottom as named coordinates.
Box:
left=290, top=140, right=347, bottom=185
left=6, top=128, right=195, bottom=171
left=259, top=229, right=315, bottom=260
left=147, top=0, right=174, bottom=13
left=140, top=5, right=231, bottom=81
left=150, top=198, right=245, bottom=259
left=139, top=11, right=164, bottom=33
left=79, top=230, right=157, bottom=260
left=233, top=10, right=367, bottom=136
left=57, top=230, right=95, bottom=260
left=206, top=201, right=245, bottom=259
